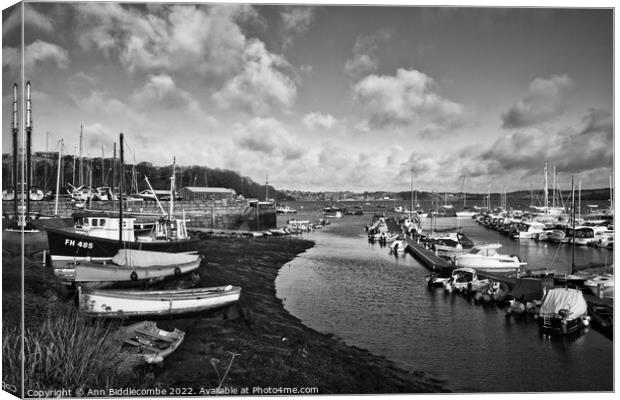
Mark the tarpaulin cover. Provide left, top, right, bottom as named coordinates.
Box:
left=112, top=249, right=198, bottom=267
left=508, top=278, right=544, bottom=301
left=539, top=288, right=588, bottom=320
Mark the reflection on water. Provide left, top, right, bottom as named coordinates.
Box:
left=275, top=213, right=613, bottom=393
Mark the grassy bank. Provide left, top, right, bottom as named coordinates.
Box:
left=151, top=236, right=446, bottom=394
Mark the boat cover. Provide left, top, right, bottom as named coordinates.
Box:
left=539, top=288, right=587, bottom=320
left=112, top=249, right=198, bottom=267
left=508, top=278, right=544, bottom=301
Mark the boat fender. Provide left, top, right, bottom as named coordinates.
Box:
left=582, top=319, right=590, bottom=327
left=130, top=271, right=138, bottom=281
left=174, top=267, right=181, bottom=276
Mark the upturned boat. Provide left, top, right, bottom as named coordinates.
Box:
left=74, top=249, right=201, bottom=283
left=79, top=285, right=241, bottom=318
left=117, top=321, right=185, bottom=364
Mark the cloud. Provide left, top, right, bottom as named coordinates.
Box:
left=281, top=6, right=316, bottom=35
left=303, top=112, right=336, bottom=130
left=129, top=74, right=200, bottom=112
left=213, top=40, right=297, bottom=114
left=352, top=68, right=465, bottom=134
left=501, top=74, right=573, bottom=129
left=345, top=28, right=392, bottom=79
left=74, top=3, right=254, bottom=77
left=2, top=3, right=55, bottom=36
left=233, top=117, right=303, bottom=160
left=3, top=40, right=69, bottom=71
left=480, top=108, right=612, bottom=175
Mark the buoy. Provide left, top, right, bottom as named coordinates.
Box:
left=583, top=319, right=590, bottom=327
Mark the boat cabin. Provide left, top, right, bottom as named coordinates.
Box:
left=466, top=244, right=502, bottom=257
left=74, top=215, right=189, bottom=242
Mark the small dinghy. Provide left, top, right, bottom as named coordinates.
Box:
left=117, top=321, right=185, bottom=364
left=79, top=285, right=242, bottom=318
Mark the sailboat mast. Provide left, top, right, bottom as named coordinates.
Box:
left=54, top=139, right=63, bottom=217
left=25, top=81, right=32, bottom=222
left=12, top=83, right=18, bottom=224
left=170, top=157, right=176, bottom=217
left=552, top=165, right=556, bottom=209
left=578, top=180, right=582, bottom=222
left=544, top=161, right=549, bottom=211
left=118, top=133, right=124, bottom=244
left=410, top=168, right=413, bottom=216
left=79, top=125, right=83, bottom=186
left=571, top=176, right=575, bottom=274
left=610, top=175, right=613, bottom=213
left=101, top=144, right=105, bottom=187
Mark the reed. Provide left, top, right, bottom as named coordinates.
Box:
left=22, top=303, right=132, bottom=391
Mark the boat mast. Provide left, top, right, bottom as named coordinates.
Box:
left=552, top=165, right=556, bottom=209
left=112, top=142, right=116, bottom=191
left=578, top=180, right=582, bottom=222
left=12, top=83, right=18, bottom=225
left=101, top=144, right=105, bottom=187
left=265, top=175, right=269, bottom=201
left=571, top=176, right=575, bottom=275
left=487, top=184, right=491, bottom=211
left=25, top=81, right=32, bottom=223
left=610, top=175, right=613, bottom=213
left=79, top=124, right=83, bottom=187
left=544, top=161, right=548, bottom=212
left=170, top=157, right=176, bottom=217
left=410, top=168, right=413, bottom=216
left=54, top=139, right=63, bottom=217
left=119, top=132, right=124, bottom=244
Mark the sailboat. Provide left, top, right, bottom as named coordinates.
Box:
left=456, top=173, right=476, bottom=218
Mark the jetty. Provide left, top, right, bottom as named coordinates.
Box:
left=404, top=238, right=453, bottom=273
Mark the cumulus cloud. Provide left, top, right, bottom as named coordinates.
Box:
left=353, top=68, right=465, bottom=134
left=3, top=40, right=69, bottom=71
left=303, top=112, right=336, bottom=130
left=501, top=74, right=573, bottom=129
left=281, top=6, right=316, bottom=38
left=233, top=117, right=303, bottom=160
left=345, top=28, right=392, bottom=79
left=129, top=74, right=200, bottom=112
left=481, top=108, right=612, bottom=175
left=2, top=3, right=55, bottom=36
left=74, top=3, right=254, bottom=77
left=213, top=40, right=297, bottom=114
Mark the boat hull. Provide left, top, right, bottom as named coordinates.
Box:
left=45, top=226, right=199, bottom=266
left=75, top=258, right=201, bottom=282
left=79, top=286, right=241, bottom=318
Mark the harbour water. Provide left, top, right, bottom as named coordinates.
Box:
left=275, top=207, right=613, bottom=392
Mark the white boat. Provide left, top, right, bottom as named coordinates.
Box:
left=512, top=221, right=547, bottom=239
left=117, top=321, right=185, bottom=364
left=79, top=285, right=241, bottom=318
left=535, top=288, right=590, bottom=335
left=583, top=274, right=614, bottom=299
left=94, top=186, right=117, bottom=201
left=74, top=249, right=201, bottom=283
left=456, top=210, right=476, bottom=218
left=276, top=205, right=297, bottom=214
left=454, top=243, right=526, bottom=272
left=443, top=267, right=490, bottom=293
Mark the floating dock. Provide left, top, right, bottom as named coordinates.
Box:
left=404, top=238, right=453, bottom=272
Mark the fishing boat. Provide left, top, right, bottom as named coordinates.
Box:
left=78, top=285, right=242, bottom=318
left=73, top=249, right=201, bottom=283
left=42, top=214, right=198, bottom=268
left=535, top=287, right=590, bottom=335
left=453, top=243, right=526, bottom=273
left=117, top=321, right=185, bottom=364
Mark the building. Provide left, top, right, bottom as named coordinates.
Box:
left=177, top=186, right=237, bottom=201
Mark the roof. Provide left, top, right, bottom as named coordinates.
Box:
left=179, top=187, right=236, bottom=193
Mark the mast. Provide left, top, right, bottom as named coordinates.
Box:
left=79, top=125, right=83, bottom=186
left=12, top=83, right=18, bottom=225
left=118, top=133, right=124, bottom=244
left=265, top=175, right=269, bottom=201
left=463, top=175, right=467, bottom=209
left=552, top=165, right=556, bottom=209
left=544, top=161, right=548, bottom=212
left=169, top=157, right=176, bottom=217
left=72, top=146, right=76, bottom=185
left=578, top=180, right=582, bottom=222
left=112, top=142, right=117, bottom=191
left=54, top=139, right=63, bottom=216
left=410, top=168, right=413, bottom=216
left=571, top=176, right=575, bottom=275
left=101, top=144, right=105, bottom=186
left=44, top=131, right=49, bottom=194
left=487, top=184, right=491, bottom=211
left=610, top=175, right=614, bottom=213
left=25, top=81, right=32, bottom=222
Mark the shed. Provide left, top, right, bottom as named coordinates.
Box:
left=177, top=186, right=236, bottom=201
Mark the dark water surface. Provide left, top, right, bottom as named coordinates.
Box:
left=275, top=208, right=614, bottom=393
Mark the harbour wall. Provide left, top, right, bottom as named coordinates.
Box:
left=1, top=198, right=277, bottom=230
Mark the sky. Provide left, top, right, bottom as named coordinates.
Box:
left=1, top=1, right=614, bottom=193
